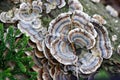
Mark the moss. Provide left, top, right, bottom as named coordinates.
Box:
left=0, top=23, right=37, bottom=80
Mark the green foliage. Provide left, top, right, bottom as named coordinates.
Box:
left=0, top=23, right=37, bottom=80
left=94, top=70, right=110, bottom=80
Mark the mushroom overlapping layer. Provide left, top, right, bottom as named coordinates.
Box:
left=68, top=0, right=83, bottom=12
left=45, top=0, right=66, bottom=13
left=0, top=0, right=113, bottom=79
left=46, top=0, right=66, bottom=8
left=46, top=10, right=112, bottom=75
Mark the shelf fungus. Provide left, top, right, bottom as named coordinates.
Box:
left=0, top=10, right=17, bottom=23
left=32, top=0, right=43, bottom=14
left=18, top=20, right=46, bottom=51
left=47, top=9, right=113, bottom=75
left=0, top=0, right=113, bottom=79
left=79, top=53, right=103, bottom=74
left=7, top=1, right=47, bottom=52
left=68, top=0, right=83, bottom=12
left=15, top=2, right=41, bottom=23
left=92, top=22, right=113, bottom=59
left=45, top=0, right=66, bottom=13
left=48, top=12, right=72, bottom=35
left=92, top=14, right=107, bottom=25
left=50, top=36, right=78, bottom=65
left=68, top=28, right=96, bottom=49
left=47, top=0, right=66, bottom=8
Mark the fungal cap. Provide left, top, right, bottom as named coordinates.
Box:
left=68, top=28, right=96, bottom=49
left=48, top=12, right=72, bottom=34
left=50, top=37, right=78, bottom=65
left=92, top=14, right=107, bottom=24
left=79, top=53, right=103, bottom=74
left=68, top=0, right=83, bottom=12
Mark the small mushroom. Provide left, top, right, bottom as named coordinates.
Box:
left=48, top=12, right=72, bottom=35
left=0, top=10, right=15, bottom=23
left=35, top=48, right=44, bottom=58
left=53, top=70, right=70, bottom=80
left=49, top=65, right=56, bottom=78
left=28, top=40, right=36, bottom=48
left=31, top=18, right=43, bottom=30
left=50, top=37, right=78, bottom=65
left=56, top=0, right=66, bottom=8
left=32, top=64, right=41, bottom=72
left=72, top=10, right=90, bottom=25
left=93, top=22, right=112, bottom=59
left=32, top=0, right=43, bottom=14
left=42, top=40, right=53, bottom=59
left=68, top=28, right=96, bottom=49
left=32, top=51, right=43, bottom=67
left=45, top=34, right=57, bottom=49
left=18, top=21, right=44, bottom=51
left=19, top=2, right=31, bottom=10
left=92, top=14, right=107, bottom=25
left=46, top=0, right=66, bottom=9
left=84, top=22, right=97, bottom=38
left=15, top=2, right=41, bottom=23
left=44, top=2, right=57, bottom=13
left=37, top=68, right=44, bottom=80
left=42, top=66, right=52, bottom=80
left=68, top=0, right=83, bottom=12
left=79, top=53, right=103, bottom=74
left=15, top=10, right=38, bottom=24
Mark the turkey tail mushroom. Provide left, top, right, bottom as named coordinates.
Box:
left=92, top=22, right=112, bottom=59
left=72, top=10, right=91, bottom=25
left=32, top=0, right=43, bottom=14
left=17, top=21, right=44, bottom=51
left=68, top=28, right=96, bottom=49
left=46, top=0, right=66, bottom=8
left=48, top=12, right=72, bottom=35
left=68, top=0, right=83, bottom=12
left=0, top=10, right=16, bottom=23
left=50, top=37, right=78, bottom=65
left=79, top=53, right=103, bottom=74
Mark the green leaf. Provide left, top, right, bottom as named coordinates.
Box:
left=17, top=61, right=26, bottom=73
left=0, top=68, right=12, bottom=79
left=95, top=70, right=110, bottom=80
left=15, top=29, right=21, bottom=37
left=5, top=26, right=15, bottom=50
left=0, top=23, right=36, bottom=79
left=0, top=23, right=4, bottom=40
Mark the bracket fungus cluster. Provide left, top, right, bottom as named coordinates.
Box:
left=46, top=9, right=112, bottom=75
left=0, top=0, right=113, bottom=79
